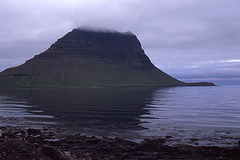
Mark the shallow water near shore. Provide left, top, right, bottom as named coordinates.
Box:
left=0, top=85, right=240, bottom=146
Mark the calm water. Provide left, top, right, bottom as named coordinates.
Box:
left=0, top=85, right=240, bottom=146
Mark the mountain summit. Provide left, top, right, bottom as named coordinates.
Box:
left=0, top=28, right=214, bottom=88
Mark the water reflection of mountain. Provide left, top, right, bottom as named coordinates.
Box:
left=0, top=87, right=169, bottom=135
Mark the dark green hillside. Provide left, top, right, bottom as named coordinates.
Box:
left=0, top=29, right=214, bottom=88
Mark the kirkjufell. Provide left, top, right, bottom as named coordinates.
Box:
left=0, top=28, right=214, bottom=88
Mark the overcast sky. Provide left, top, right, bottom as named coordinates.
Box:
left=1, top=0, right=240, bottom=84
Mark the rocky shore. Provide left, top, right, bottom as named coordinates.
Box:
left=0, top=127, right=239, bottom=160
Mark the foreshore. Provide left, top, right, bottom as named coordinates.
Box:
left=0, top=127, right=239, bottom=160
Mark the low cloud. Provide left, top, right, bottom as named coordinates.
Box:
left=219, top=59, right=240, bottom=63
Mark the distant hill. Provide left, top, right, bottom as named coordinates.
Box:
left=0, top=28, right=215, bottom=88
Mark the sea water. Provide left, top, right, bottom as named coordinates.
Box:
left=0, top=85, right=239, bottom=146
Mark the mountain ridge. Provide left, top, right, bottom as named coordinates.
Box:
left=0, top=28, right=215, bottom=88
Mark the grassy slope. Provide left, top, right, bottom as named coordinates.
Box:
left=0, top=55, right=184, bottom=88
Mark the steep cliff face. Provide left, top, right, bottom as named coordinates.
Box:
left=0, top=29, right=211, bottom=88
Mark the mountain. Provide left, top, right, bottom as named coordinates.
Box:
left=0, top=28, right=214, bottom=88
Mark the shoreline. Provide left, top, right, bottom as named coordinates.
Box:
left=0, top=127, right=239, bottom=160
left=0, top=82, right=215, bottom=90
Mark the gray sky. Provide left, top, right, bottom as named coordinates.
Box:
left=1, top=0, right=240, bottom=84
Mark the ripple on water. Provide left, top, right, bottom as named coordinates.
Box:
left=0, top=97, right=57, bottom=128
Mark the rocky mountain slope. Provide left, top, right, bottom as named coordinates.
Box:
left=0, top=29, right=214, bottom=88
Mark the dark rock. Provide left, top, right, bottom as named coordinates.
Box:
left=0, top=127, right=7, bottom=130
left=2, top=130, right=14, bottom=138
left=165, top=136, right=173, bottom=139
left=20, top=130, right=26, bottom=135
left=41, top=145, right=66, bottom=160
left=27, top=128, right=41, bottom=135
left=1, top=127, right=240, bottom=160
left=0, top=140, right=51, bottom=160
